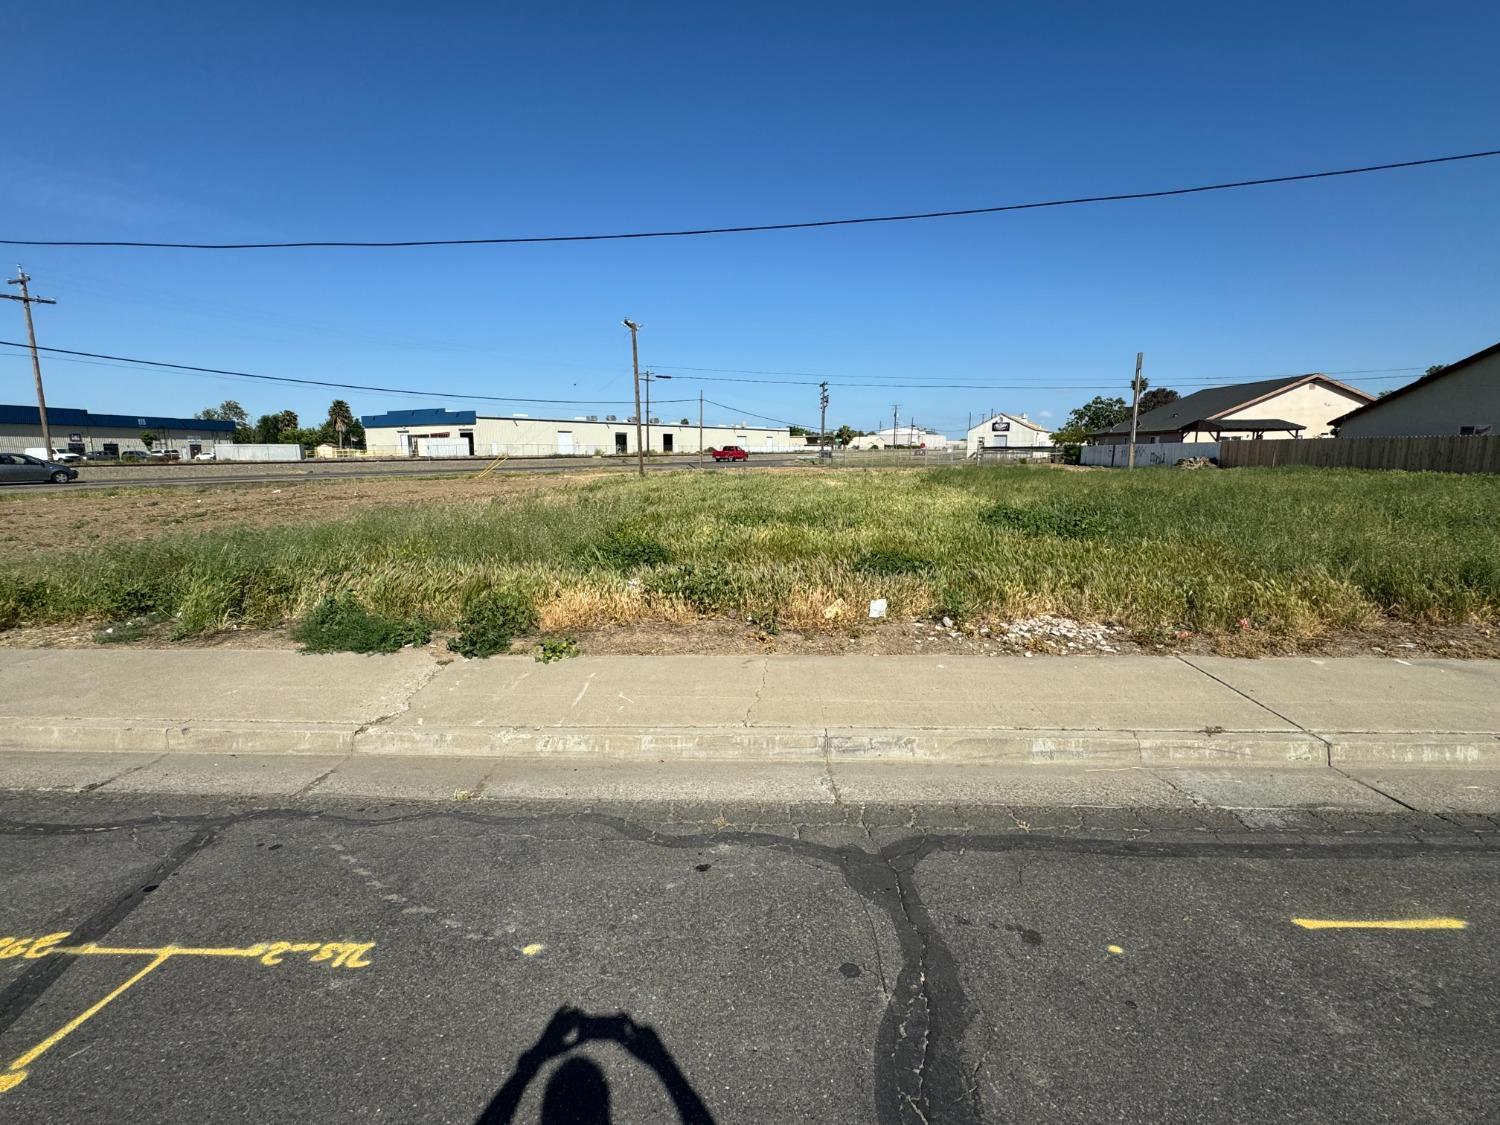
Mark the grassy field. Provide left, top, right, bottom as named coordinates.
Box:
left=2, top=465, right=1497, bottom=644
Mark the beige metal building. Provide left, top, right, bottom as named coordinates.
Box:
left=1332, top=341, right=1499, bottom=438
left=0, top=403, right=234, bottom=457
left=360, top=408, right=796, bottom=457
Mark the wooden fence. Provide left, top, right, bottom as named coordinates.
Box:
left=1218, top=435, right=1500, bottom=474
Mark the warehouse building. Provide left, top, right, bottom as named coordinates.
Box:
left=966, top=413, right=1052, bottom=457
left=359, top=408, right=797, bottom=457
left=0, top=404, right=235, bottom=457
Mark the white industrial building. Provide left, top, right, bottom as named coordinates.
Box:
left=848, top=425, right=951, bottom=450
left=0, top=403, right=235, bottom=457
left=966, top=413, right=1053, bottom=457
left=360, top=408, right=797, bottom=457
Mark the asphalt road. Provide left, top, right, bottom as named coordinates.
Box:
left=35, top=455, right=817, bottom=491
left=0, top=791, right=1494, bottom=1124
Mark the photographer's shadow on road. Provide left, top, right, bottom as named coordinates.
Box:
left=476, top=1006, right=717, bottom=1125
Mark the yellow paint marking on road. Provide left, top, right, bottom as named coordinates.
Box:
left=2, top=950, right=171, bottom=1089
left=0, top=932, right=376, bottom=1096
left=1291, top=917, right=1468, bottom=931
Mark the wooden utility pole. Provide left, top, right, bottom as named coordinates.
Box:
left=1127, top=351, right=1144, bottom=469
left=698, top=389, right=704, bottom=469
left=891, top=404, right=899, bottom=447
left=3, top=267, right=58, bottom=457
left=622, top=319, right=645, bottom=477
left=818, top=381, right=829, bottom=457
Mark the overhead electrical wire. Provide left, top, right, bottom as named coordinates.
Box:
left=0, top=341, right=692, bottom=407
left=3, top=149, right=1496, bottom=249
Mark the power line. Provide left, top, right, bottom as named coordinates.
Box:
left=651, top=362, right=1426, bottom=381
left=644, top=367, right=1425, bottom=391
left=0, top=340, right=693, bottom=407
left=5, top=149, right=1497, bottom=249
left=702, top=398, right=815, bottom=432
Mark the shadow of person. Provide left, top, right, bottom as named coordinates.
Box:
left=540, top=1058, right=611, bottom=1125
left=476, top=1006, right=716, bottom=1125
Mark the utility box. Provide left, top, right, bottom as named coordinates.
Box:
left=212, top=443, right=303, bottom=462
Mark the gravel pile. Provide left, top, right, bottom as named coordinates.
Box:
left=914, top=613, right=1128, bottom=654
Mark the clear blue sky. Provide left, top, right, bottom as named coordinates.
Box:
left=4, top=0, right=1498, bottom=436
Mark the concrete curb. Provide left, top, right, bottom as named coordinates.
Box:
left=5, top=719, right=1494, bottom=766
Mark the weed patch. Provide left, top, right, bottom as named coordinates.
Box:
left=292, top=594, right=430, bottom=654
left=450, top=588, right=539, bottom=659
left=535, top=636, right=580, bottom=663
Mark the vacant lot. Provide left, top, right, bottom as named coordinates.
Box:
left=2, top=466, right=1497, bottom=650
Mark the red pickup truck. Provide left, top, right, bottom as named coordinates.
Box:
left=709, top=445, right=748, bottom=462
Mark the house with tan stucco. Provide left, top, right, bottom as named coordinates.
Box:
left=1330, top=340, right=1500, bottom=438
left=1090, top=374, right=1374, bottom=445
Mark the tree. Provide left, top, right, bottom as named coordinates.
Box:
left=789, top=424, right=811, bottom=437
left=1136, top=387, right=1180, bottom=414
left=316, top=399, right=365, bottom=449
left=1050, top=395, right=1129, bottom=445
left=195, top=400, right=249, bottom=427
left=253, top=410, right=300, bottom=444
left=835, top=424, right=856, bottom=446
left=1425, top=364, right=1447, bottom=377
left=140, top=431, right=156, bottom=449
left=679, top=417, right=691, bottom=426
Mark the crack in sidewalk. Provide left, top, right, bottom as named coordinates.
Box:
left=351, top=658, right=447, bottom=739
left=1174, top=655, right=1332, bottom=764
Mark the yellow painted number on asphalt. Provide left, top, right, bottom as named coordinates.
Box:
left=0, top=933, right=375, bottom=1094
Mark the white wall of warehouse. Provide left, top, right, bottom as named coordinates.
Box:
left=364, top=415, right=798, bottom=457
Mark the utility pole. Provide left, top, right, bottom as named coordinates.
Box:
left=891, top=404, right=899, bottom=448
left=818, top=381, right=829, bottom=457
left=1127, top=351, right=1144, bottom=469
left=622, top=319, right=645, bottom=477
left=698, top=389, right=704, bottom=469
left=3, top=267, right=58, bottom=457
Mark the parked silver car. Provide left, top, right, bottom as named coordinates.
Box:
left=0, top=452, right=79, bottom=484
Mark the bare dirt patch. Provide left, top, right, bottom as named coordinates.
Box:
left=6, top=613, right=1495, bottom=660
left=0, top=472, right=612, bottom=557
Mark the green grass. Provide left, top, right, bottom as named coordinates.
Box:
left=3, top=466, right=1498, bottom=643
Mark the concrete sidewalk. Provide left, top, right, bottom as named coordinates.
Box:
left=0, top=650, right=1496, bottom=766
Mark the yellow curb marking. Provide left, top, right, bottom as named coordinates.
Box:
left=0, top=934, right=374, bottom=1094
left=1291, top=917, right=1467, bottom=931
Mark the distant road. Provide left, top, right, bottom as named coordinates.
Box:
left=51, top=453, right=817, bottom=491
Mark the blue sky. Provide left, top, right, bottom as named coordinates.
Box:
left=4, top=0, right=1498, bottom=436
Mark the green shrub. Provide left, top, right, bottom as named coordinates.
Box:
left=292, top=594, right=431, bottom=654
left=449, top=588, right=539, bottom=659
